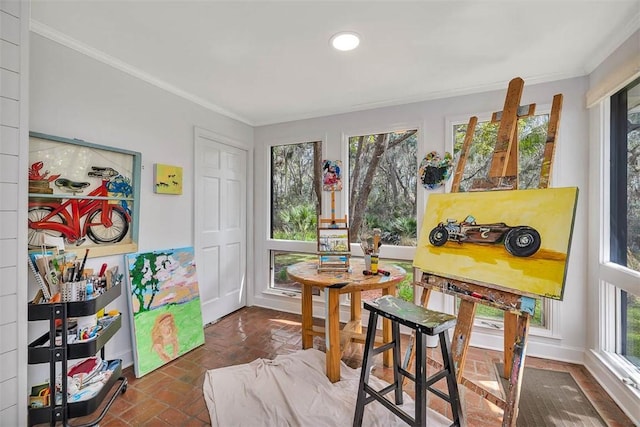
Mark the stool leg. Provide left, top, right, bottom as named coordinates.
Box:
left=440, top=331, right=464, bottom=427
left=391, top=320, right=403, bottom=405
left=353, top=312, right=379, bottom=427
left=414, top=332, right=426, bottom=427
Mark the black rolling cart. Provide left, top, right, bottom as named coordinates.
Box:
left=27, top=284, right=127, bottom=426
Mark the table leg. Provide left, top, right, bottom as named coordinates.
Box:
left=301, top=283, right=313, bottom=349
left=381, top=285, right=397, bottom=367
left=325, top=288, right=341, bottom=382
left=350, top=291, right=362, bottom=333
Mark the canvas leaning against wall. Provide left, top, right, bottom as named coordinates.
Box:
left=414, top=187, right=578, bottom=300
left=125, top=247, right=205, bottom=377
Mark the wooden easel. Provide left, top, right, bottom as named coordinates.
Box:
left=317, top=188, right=350, bottom=271
left=407, top=77, right=563, bottom=426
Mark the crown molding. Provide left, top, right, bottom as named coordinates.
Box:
left=29, top=19, right=254, bottom=126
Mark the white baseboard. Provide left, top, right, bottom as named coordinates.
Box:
left=468, top=329, right=585, bottom=363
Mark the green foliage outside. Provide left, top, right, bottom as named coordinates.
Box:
left=271, top=142, right=321, bottom=241
left=348, top=131, right=418, bottom=246
left=272, top=204, right=317, bottom=241
left=626, top=293, right=640, bottom=366
left=392, top=260, right=414, bottom=302
left=472, top=298, right=544, bottom=327
left=624, top=245, right=640, bottom=366
left=270, top=132, right=418, bottom=247
left=453, top=115, right=549, bottom=191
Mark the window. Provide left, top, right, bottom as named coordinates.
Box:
left=268, top=131, right=419, bottom=295
left=451, top=114, right=551, bottom=328
left=610, top=78, right=640, bottom=367
left=271, top=251, right=317, bottom=294
left=348, top=130, right=418, bottom=246
left=269, top=141, right=322, bottom=292
left=270, top=141, right=322, bottom=241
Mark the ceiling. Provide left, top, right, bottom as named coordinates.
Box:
left=30, top=1, right=640, bottom=126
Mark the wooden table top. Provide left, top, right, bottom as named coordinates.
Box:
left=286, top=259, right=407, bottom=293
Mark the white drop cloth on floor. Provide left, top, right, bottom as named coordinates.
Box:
left=203, top=348, right=451, bottom=427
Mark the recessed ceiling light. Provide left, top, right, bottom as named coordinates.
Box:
left=330, top=32, right=360, bottom=51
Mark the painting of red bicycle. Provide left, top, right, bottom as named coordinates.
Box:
left=29, top=132, right=141, bottom=256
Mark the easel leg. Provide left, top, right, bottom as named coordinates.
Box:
left=301, top=284, right=313, bottom=349
left=451, top=299, right=477, bottom=382
left=503, top=311, right=517, bottom=378
left=325, top=289, right=341, bottom=382
left=381, top=285, right=397, bottom=367
left=502, top=314, right=530, bottom=427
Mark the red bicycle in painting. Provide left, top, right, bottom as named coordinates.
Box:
left=28, top=167, right=131, bottom=248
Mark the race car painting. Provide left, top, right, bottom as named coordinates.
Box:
left=428, top=215, right=541, bottom=257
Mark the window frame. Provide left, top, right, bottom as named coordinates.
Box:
left=263, top=124, right=424, bottom=298
left=592, top=78, right=640, bottom=401
left=600, top=78, right=640, bottom=364
left=264, top=136, right=326, bottom=297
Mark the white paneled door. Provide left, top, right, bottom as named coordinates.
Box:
left=195, top=132, right=247, bottom=325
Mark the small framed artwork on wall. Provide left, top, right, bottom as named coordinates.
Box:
left=154, top=164, right=183, bottom=195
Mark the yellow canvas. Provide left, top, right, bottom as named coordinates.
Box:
left=414, top=187, right=578, bottom=300
left=154, top=164, right=183, bottom=195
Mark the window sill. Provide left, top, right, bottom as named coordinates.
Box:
left=264, top=288, right=302, bottom=298
left=591, top=349, right=640, bottom=392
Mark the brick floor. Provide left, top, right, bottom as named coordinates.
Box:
left=64, top=306, right=633, bottom=426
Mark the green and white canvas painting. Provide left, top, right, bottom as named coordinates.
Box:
left=125, top=246, right=205, bottom=377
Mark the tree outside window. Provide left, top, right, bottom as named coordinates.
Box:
left=348, top=130, right=418, bottom=246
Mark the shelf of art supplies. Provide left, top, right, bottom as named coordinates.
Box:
left=28, top=314, right=122, bottom=364
left=27, top=280, right=121, bottom=320
left=28, top=360, right=125, bottom=426
left=27, top=278, right=127, bottom=426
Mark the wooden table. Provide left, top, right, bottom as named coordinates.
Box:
left=286, top=259, right=407, bottom=382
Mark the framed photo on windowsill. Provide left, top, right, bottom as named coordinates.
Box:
left=28, top=131, right=141, bottom=258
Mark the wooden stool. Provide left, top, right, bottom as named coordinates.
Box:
left=353, top=295, right=464, bottom=427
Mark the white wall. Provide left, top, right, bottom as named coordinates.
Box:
left=253, top=76, right=590, bottom=363
left=0, top=1, right=28, bottom=424
left=28, top=33, right=253, bottom=379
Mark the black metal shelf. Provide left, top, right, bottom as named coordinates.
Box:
left=28, top=315, right=122, bottom=364
left=27, top=360, right=127, bottom=426
left=28, top=283, right=121, bottom=321
left=27, top=282, right=125, bottom=426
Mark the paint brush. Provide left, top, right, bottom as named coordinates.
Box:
left=372, top=228, right=381, bottom=253
left=76, top=248, right=89, bottom=281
